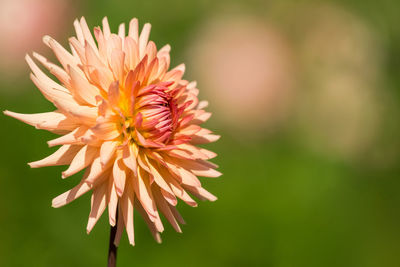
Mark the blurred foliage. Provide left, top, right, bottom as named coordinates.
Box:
left=1, top=0, right=400, bottom=266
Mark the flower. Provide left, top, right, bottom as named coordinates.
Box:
left=4, top=17, right=221, bottom=245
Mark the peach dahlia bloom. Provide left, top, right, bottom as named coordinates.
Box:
left=4, top=17, right=220, bottom=245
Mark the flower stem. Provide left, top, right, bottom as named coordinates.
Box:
left=108, top=214, right=118, bottom=267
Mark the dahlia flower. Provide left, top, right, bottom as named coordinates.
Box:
left=4, top=17, right=220, bottom=246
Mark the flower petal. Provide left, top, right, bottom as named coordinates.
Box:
left=68, top=65, right=99, bottom=106
left=121, top=181, right=135, bottom=245
left=122, top=143, right=138, bottom=176
left=113, top=157, right=127, bottom=197
left=4, top=110, right=78, bottom=133
left=87, top=180, right=108, bottom=233
left=29, top=145, right=82, bottom=168
left=62, top=145, right=99, bottom=178
left=52, top=180, right=92, bottom=208
left=100, top=140, right=118, bottom=167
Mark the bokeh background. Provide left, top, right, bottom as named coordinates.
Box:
left=1, top=0, right=400, bottom=266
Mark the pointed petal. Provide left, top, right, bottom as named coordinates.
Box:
left=110, top=50, right=125, bottom=83
left=114, top=207, right=124, bottom=246
left=152, top=187, right=181, bottom=233
left=102, top=17, right=111, bottom=39
left=108, top=180, right=118, bottom=226
left=113, top=157, right=127, bottom=197
left=62, top=145, right=99, bottom=178
left=4, top=110, right=79, bottom=133
left=133, top=167, right=157, bottom=220
left=134, top=201, right=162, bottom=243
left=118, top=23, right=126, bottom=38
left=29, top=145, right=82, bottom=168
left=128, top=18, right=139, bottom=42
left=100, top=140, right=118, bottom=166
left=87, top=181, right=108, bottom=233
left=139, top=23, right=151, bottom=59
left=121, top=182, right=135, bottom=245
left=122, top=143, right=138, bottom=176
left=43, top=35, right=79, bottom=70
left=47, top=126, right=88, bottom=147
left=52, top=180, right=92, bottom=208
left=144, top=156, right=176, bottom=205
left=79, top=17, right=98, bottom=54
left=183, top=185, right=218, bottom=202
left=68, top=65, right=99, bottom=106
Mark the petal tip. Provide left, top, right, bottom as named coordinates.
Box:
left=27, top=162, right=36, bottom=168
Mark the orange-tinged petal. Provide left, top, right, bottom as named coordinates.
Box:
left=133, top=167, right=157, bottom=220
left=128, top=18, right=139, bottom=42
left=113, top=157, right=127, bottom=197
left=52, top=180, right=92, bottom=208
left=68, top=65, right=99, bottom=105
left=85, top=156, right=113, bottom=184
left=4, top=110, right=78, bottom=133
left=102, top=17, right=111, bottom=39
left=73, top=19, right=85, bottom=44
left=124, top=37, right=139, bottom=70
left=91, top=117, right=120, bottom=141
left=100, top=140, right=118, bottom=166
left=144, top=156, right=176, bottom=206
left=110, top=50, right=125, bottom=83
left=32, top=52, right=70, bottom=87
left=159, top=167, right=197, bottom=207
left=79, top=17, right=98, bottom=55
left=114, top=207, right=124, bottom=246
left=108, top=180, right=118, bottom=226
left=122, top=143, right=138, bottom=175
left=47, top=126, right=89, bottom=147
left=28, top=145, right=82, bottom=168
left=139, top=23, right=151, bottom=59
left=152, top=187, right=181, bottom=233
left=43, top=35, right=79, bottom=71
left=87, top=180, right=108, bottom=233
left=62, top=145, right=99, bottom=178
left=118, top=23, right=126, bottom=39
left=121, top=181, right=135, bottom=245
left=183, top=185, right=217, bottom=202
left=134, top=201, right=162, bottom=243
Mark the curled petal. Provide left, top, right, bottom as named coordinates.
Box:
left=29, top=145, right=82, bottom=168
left=52, top=180, right=92, bottom=208
left=4, top=110, right=78, bottom=134
left=47, top=126, right=89, bottom=147
left=62, top=145, right=99, bottom=178
left=91, top=116, right=120, bottom=141
left=183, top=185, right=217, bottom=202
left=68, top=65, right=99, bottom=105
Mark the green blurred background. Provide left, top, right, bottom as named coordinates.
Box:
left=1, top=0, right=400, bottom=266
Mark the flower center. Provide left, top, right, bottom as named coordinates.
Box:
left=123, top=87, right=178, bottom=146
